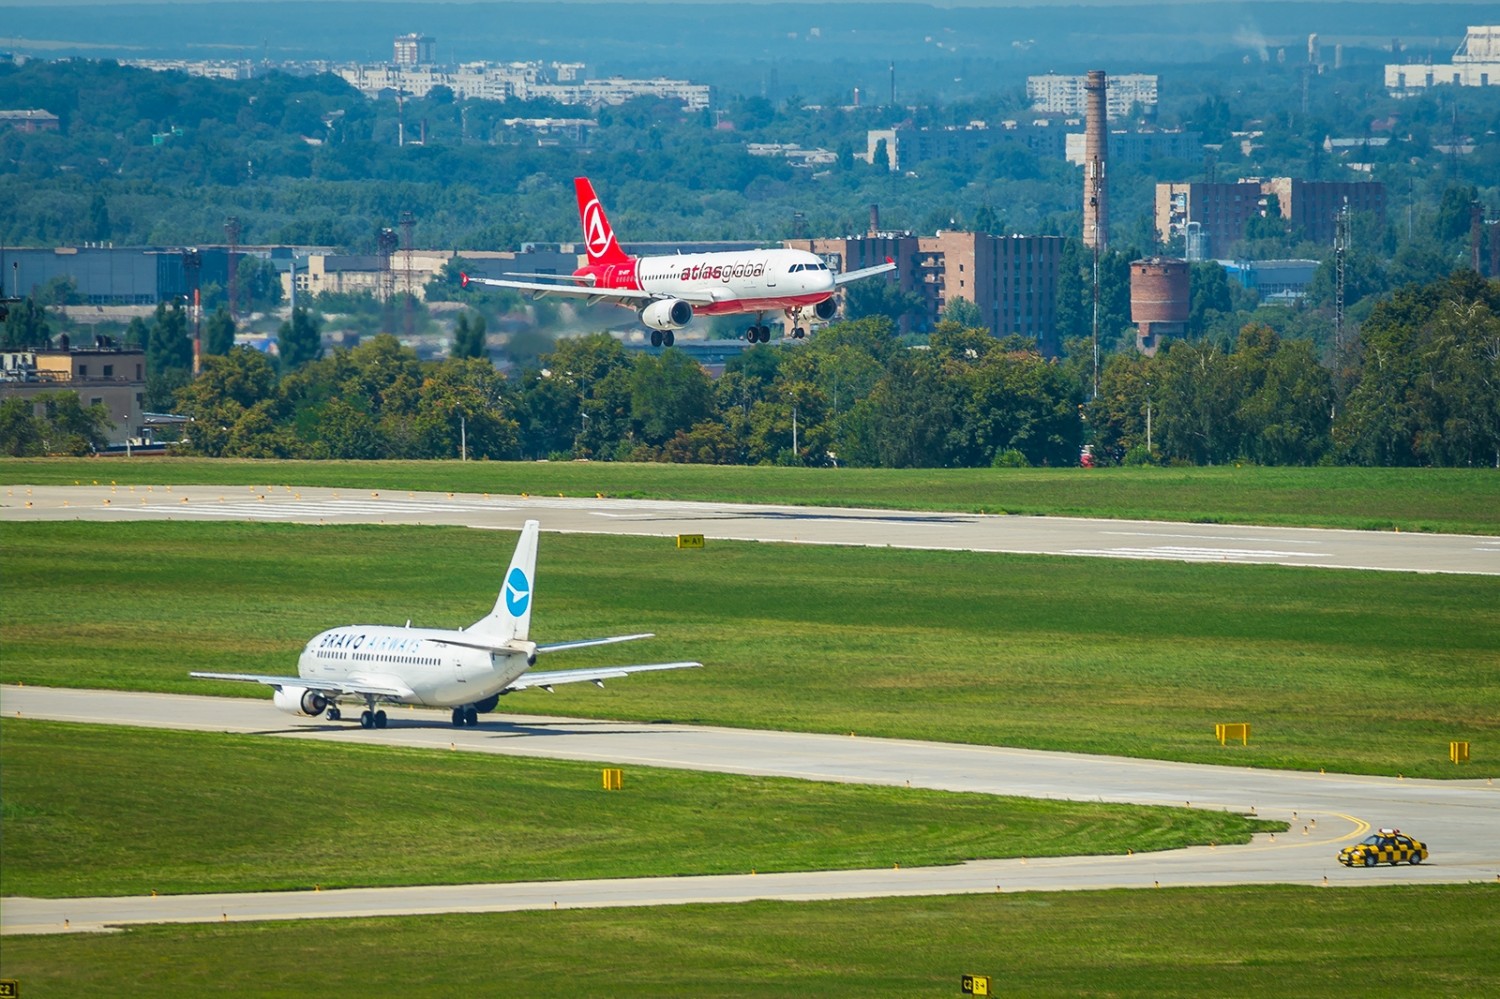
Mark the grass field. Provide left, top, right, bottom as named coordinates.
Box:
left=4, top=458, right=1498, bottom=534
left=3, top=521, right=1497, bottom=777
left=0, top=720, right=1280, bottom=899
left=2, top=885, right=1495, bottom=996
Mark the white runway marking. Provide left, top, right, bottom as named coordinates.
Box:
left=1068, top=546, right=1333, bottom=563
left=116, top=499, right=507, bottom=520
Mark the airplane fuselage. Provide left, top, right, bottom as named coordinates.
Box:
left=579, top=248, right=836, bottom=316
left=297, top=625, right=529, bottom=708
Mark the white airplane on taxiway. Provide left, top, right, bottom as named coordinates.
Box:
left=193, top=520, right=700, bottom=729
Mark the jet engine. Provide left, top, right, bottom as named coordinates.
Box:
left=814, top=297, right=838, bottom=321
left=641, top=299, right=693, bottom=331
left=274, top=686, right=329, bottom=717
left=473, top=693, right=502, bottom=714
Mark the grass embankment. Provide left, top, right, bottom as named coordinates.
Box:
left=4, top=458, right=1498, bottom=534
left=0, top=720, right=1279, bottom=899
left=4, top=522, right=1496, bottom=777
left=3, top=886, right=1496, bottom=996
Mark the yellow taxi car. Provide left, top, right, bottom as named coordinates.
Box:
left=1338, top=828, right=1428, bottom=867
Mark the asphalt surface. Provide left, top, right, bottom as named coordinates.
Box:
left=4, top=685, right=1497, bottom=935
left=5, top=483, right=1499, bottom=575
left=4, top=483, right=1497, bottom=935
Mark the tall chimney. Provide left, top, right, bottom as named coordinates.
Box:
left=1083, top=70, right=1109, bottom=252
left=869, top=204, right=880, bottom=237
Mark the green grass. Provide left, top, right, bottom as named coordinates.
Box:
left=0, top=720, right=1280, bottom=898
left=3, top=522, right=1497, bottom=777
left=5, top=458, right=1498, bottom=533
left=2, top=886, right=1495, bottom=996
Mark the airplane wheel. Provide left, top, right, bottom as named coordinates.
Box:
left=375, top=710, right=388, bottom=729
left=360, top=710, right=374, bottom=729
left=464, top=706, right=479, bottom=727
left=794, top=327, right=806, bottom=338
left=664, top=331, right=675, bottom=347
left=650, top=330, right=663, bottom=347
left=758, top=327, right=770, bottom=343
left=452, top=708, right=464, bottom=727
left=327, top=708, right=341, bottom=722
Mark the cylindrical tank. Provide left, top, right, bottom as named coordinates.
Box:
left=1130, top=258, right=1190, bottom=324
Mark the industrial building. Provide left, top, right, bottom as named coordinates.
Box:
left=865, top=121, right=1069, bottom=172
left=787, top=221, right=1062, bottom=351
left=1064, top=129, right=1201, bottom=166
left=1, top=246, right=240, bottom=306
left=1385, top=25, right=1500, bottom=93
left=334, top=59, right=711, bottom=110
left=0, top=342, right=147, bottom=448
left=1027, top=73, right=1158, bottom=118
left=0, top=109, right=60, bottom=133
left=1156, top=179, right=1385, bottom=258
left=1129, top=258, right=1189, bottom=355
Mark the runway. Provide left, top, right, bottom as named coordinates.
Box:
left=4, top=685, right=1497, bottom=935
left=4, top=483, right=1499, bottom=574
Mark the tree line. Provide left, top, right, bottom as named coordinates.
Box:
left=1, top=268, right=1458, bottom=467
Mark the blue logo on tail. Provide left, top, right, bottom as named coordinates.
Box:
left=505, top=567, right=531, bottom=617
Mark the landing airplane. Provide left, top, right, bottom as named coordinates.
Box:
left=192, top=520, right=700, bottom=730
left=461, top=176, right=896, bottom=346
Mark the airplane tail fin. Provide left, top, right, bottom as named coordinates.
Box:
left=575, top=176, right=631, bottom=267
left=470, top=520, right=539, bottom=642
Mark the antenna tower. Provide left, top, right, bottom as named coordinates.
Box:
left=1333, top=201, right=1350, bottom=350
left=223, top=217, right=241, bottom=320
left=399, top=211, right=416, bottom=338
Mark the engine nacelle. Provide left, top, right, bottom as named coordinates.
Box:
left=274, top=686, right=329, bottom=717
left=814, top=297, right=838, bottom=321
left=473, top=693, right=502, bottom=714
left=641, top=298, right=693, bottom=331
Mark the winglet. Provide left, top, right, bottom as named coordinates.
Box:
left=460, top=271, right=470, bottom=288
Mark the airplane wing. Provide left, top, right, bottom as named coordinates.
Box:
left=506, top=661, right=702, bottom=692
left=834, top=259, right=897, bottom=286
left=462, top=273, right=716, bottom=307
left=189, top=672, right=415, bottom=700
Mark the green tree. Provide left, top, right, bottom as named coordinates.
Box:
left=630, top=349, right=716, bottom=447
left=942, top=296, right=985, bottom=330
left=1, top=298, right=52, bottom=349
left=843, top=277, right=927, bottom=330
left=145, top=301, right=192, bottom=377
left=1053, top=239, right=1090, bottom=354
left=452, top=310, right=487, bottom=360
left=88, top=192, right=111, bottom=242
left=33, top=391, right=112, bottom=455
left=0, top=397, right=45, bottom=456
left=277, top=306, right=323, bottom=371
left=203, top=307, right=236, bottom=356
left=1189, top=262, right=1234, bottom=337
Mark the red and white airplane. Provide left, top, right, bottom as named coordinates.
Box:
left=461, top=177, right=896, bottom=346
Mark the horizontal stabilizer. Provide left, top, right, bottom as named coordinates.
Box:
left=535, top=633, right=653, bottom=654
left=833, top=258, right=897, bottom=286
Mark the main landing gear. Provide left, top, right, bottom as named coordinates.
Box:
left=649, top=330, right=676, bottom=347
left=451, top=705, right=480, bottom=727
left=355, top=694, right=387, bottom=729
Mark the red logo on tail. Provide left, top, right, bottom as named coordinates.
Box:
left=574, top=177, right=630, bottom=266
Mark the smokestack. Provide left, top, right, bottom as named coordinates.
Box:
left=1083, top=70, right=1109, bottom=252
left=869, top=204, right=880, bottom=237
left=889, top=61, right=895, bottom=106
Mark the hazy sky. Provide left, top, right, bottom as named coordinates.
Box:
left=1, top=0, right=1486, bottom=6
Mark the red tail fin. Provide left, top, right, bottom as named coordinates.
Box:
left=574, top=177, right=630, bottom=266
